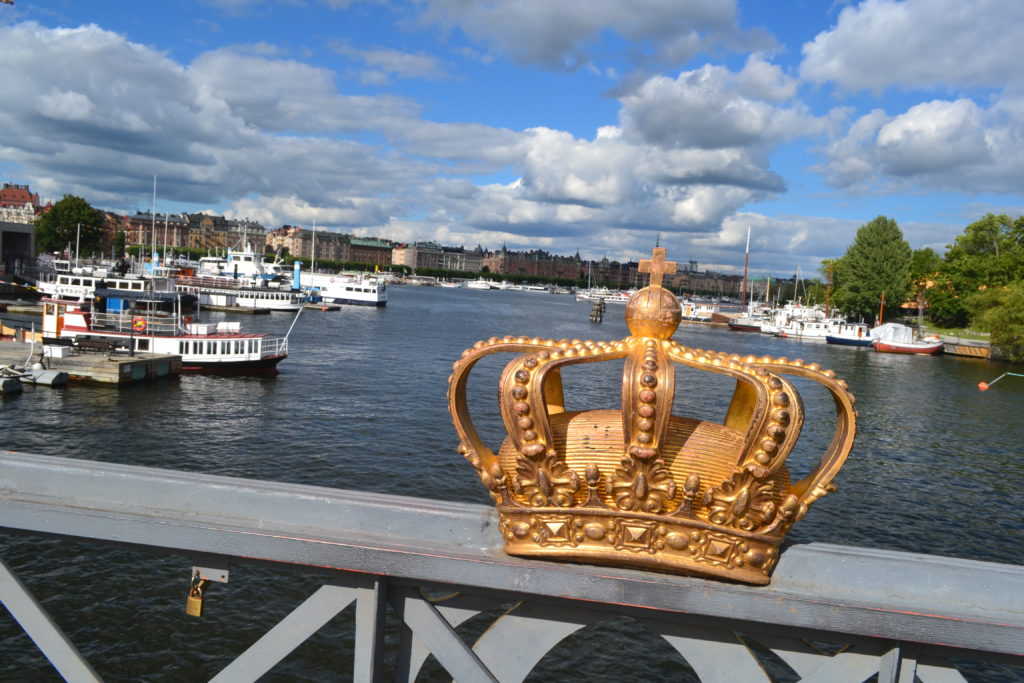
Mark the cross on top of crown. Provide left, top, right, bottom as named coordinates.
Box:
left=639, top=247, right=677, bottom=288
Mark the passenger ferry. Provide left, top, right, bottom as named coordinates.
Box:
left=301, top=272, right=388, bottom=306
left=41, top=290, right=289, bottom=373
left=174, top=276, right=305, bottom=311
left=35, top=264, right=155, bottom=300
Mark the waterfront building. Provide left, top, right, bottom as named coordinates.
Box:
left=185, top=213, right=264, bottom=252
left=348, top=237, right=393, bottom=266
left=267, top=227, right=394, bottom=266
left=126, top=212, right=190, bottom=250
left=392, top=241, right=481, bottom=272
left=0, top=183, right=39, bottom=275
left=0, top=182, right=40, bottom=212
left=482, top=245, right=582, bottom=279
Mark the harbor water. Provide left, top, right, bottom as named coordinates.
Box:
left=2, top=286, right=1023, bottom=680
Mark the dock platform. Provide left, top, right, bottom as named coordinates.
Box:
left=941, top=335, right=991, bottom=359
left=0, top=340, right=181, bottom=385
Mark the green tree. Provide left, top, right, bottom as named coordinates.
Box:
left=910, top=247, right=942, bottom=325
left=35, top=195, right=104, bottom=256
left=112, top=231, right=127, bottom=258
left=968, top=282, right=1024, bottom=362
left=931, top=214, right=1024, bottom=326
left=832, top=216, right=912, bottom=323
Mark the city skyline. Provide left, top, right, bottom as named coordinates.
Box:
left=2, top=0, right=1022, bottom=278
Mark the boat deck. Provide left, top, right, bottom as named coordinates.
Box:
left=0, top=340, right=181, bottom=385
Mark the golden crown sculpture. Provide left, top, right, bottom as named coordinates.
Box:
left=448, top=248, right=856, bottom=584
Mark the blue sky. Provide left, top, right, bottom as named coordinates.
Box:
left=2, top=0, right=1022, bottom=278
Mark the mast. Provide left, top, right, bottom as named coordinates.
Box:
left=740, top=226, right=750, bottom=308
left=879, top=291, right=885, bottom=325
left=150, top=175, right=157, bottom=261
left=311, top=218, right=317, bottom=274
left=825, top=262, right=832, bottom=317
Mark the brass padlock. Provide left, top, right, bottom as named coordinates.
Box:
left=185, top=574, right=207, bottom=618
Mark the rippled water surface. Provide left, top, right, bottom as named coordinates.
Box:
left=2, top=286, right=1022, bottom=680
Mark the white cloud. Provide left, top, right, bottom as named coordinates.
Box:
left=416, top=0, right=741, bottom=70
left=800, top=0, right=1024, bottom=92
left=876, top=99, right=990, bottom=175
left=816, top=98, right=1024, bottom=193
left=619, top=58, right=817, bottom=150
left=331, top=43, right=449, bottom=84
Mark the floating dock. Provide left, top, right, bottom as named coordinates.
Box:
left=0, top=340, right=180, bottom=385
left=940, top=335, right=991, bottom=359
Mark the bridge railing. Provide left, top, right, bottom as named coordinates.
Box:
left=1, top=450, right=1021, bottom=682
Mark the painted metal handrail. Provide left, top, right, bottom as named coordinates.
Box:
left=1, top=450, right=1021, bottom=681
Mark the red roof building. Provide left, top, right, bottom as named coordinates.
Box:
left=0, top=183, right=40, bottom=209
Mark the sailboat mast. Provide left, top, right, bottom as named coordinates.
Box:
left=740, top=226, right=750, bottom=308
left=150, top=176, right=157, bottom=261
left=825, top=261, right=833, bottom=317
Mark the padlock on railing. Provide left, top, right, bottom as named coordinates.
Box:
left=185, top=571, right=209, bottom=618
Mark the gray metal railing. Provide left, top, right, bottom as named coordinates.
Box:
left=1, top=450, right=1021, bottom=681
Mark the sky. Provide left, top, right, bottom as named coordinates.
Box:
left=2, top=0, right=1023, bottom=278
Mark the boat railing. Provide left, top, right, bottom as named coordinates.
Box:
left=0, top=450, right=1020, bottom=681
left=260, top=335, right=288, bottom=358
left=90, top=311, right=180, bottom=335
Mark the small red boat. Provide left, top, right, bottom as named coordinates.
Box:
left=870, top=323, right=943, bottom=355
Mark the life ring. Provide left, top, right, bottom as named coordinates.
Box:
left=132, top=317, right=147, bottom=332
left=330, top=277, right=335, bottom=283
left=183, top=316, right=193, bottom=324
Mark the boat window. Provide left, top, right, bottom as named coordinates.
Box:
left=179, top=342, right=187, bottom=354
left=71, top=278, right=81, bottom=286
left=207, top=341, right=215, bottom=355
left=234, top=340, right=242, bottom=354
left=136, top=339, right=150, bottom=351
left=132, top=282, right=143, bottom=290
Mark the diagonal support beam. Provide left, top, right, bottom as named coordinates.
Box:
left=211, top=583, right=358, bottom=683
left=388, top=587, right=497, bottom=682
left=353, top=578, right=388, bottom=682
left=0, top=556, right=101, bottom=683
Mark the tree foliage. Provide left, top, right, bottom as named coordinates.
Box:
left=35, top=195, right=104, bottom=256
left=967, top=282, right=1024, bottom=363
left=832, top=216, right=912, bottom=322
left=929, top=214, right=1024, bottom=326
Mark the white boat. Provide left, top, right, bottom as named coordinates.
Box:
left=826, top=323, right=874, bottom=347
left=35, top=267, right=158, bottom=301
left=195, top=245, right=287, bottom=282
left=575, top=288, right=632, bottom=304
left=465, top=278, right=497, bottom=290
left=41, top=291, right=290, bottom=373
left=680, top=299, right=720, bottom=322
left=301, top=272, right=388, bottom=306
left=174, top=277, right=306, bottom=311
left=871, top=323, right=943, bottom=355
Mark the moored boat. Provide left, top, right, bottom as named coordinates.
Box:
left=301, top=272, right=388, bottom=306
left=826, top=322, right=873, bottom=347
left=870, top=323, right=943, bottom=355
left=728, top=315, right=764, bottom=332
left=41, top=291, right=290, bottom=373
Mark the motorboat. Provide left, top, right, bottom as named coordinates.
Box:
left=826, top=323, right=874, bottom=347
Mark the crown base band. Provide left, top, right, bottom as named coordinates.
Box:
left=499, top=507, right=782, bottom=585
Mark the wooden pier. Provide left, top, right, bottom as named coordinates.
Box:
left=940, top=335, right=991, bottom=359
left=0, top=340, right=180, bottom=385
